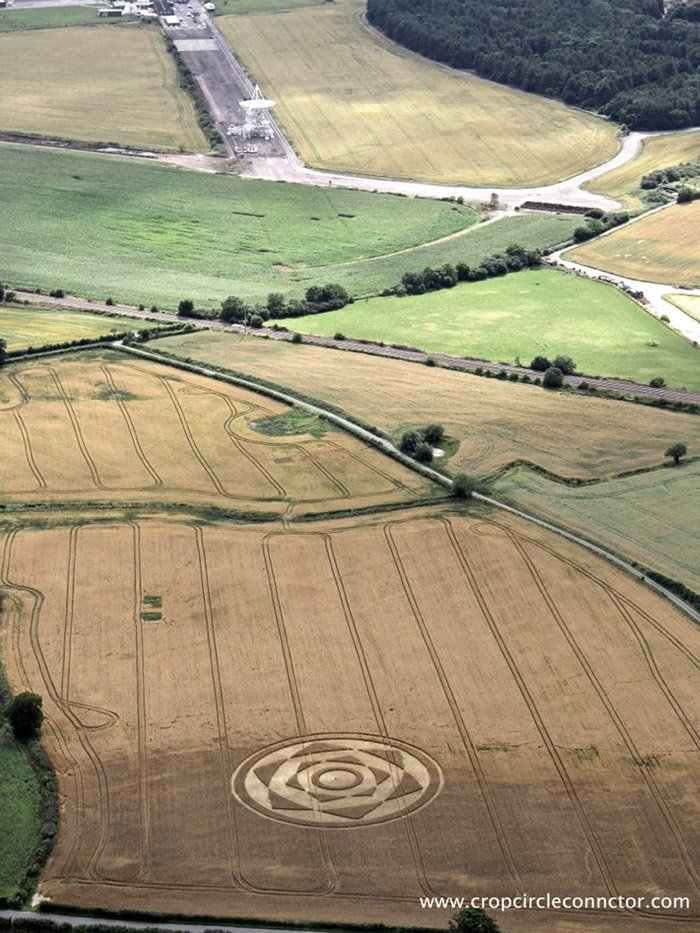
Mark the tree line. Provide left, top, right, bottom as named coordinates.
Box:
left=366, top=0, right=700, bottom=130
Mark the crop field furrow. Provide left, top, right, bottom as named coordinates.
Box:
left=462, top=529, right=695, bottom=905
left=0, top=353, right=430, bottom=513
left=382, top=522, right=522, bottom=889
left=508, top=533, right=700, bottom=895
left=220, top=0, right=619, bottom=186
left=1, top=514, right=698, bottom=926
left=101, top=366, right=163, bottom=488
left=49, top=369, right=103, bottom=489
left=219, top=398, right=287, bottom=497
left=0, top=27, right=206, bottom=151
left=260, top=535, right=340, bottom=893
left=606, top=593, right=700, bottom=751
left=192, top=524, right=248, bottom=892
left=437, top=517, right=618, bottom=896
left=321, top=534, right=437, bottom=899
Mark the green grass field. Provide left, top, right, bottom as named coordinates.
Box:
left=493, top=463, right=700, bottom=594
left=275, top=267, right=700, bottom=390
left=219, top=0, right=619, bottom=186
left=585, top=130, right=700, bottom=211
left=0, top=305, right=152, bottom=351
left=0, top=25, right=205, bottom=151
left=0, top=727, right=41, bottom=902
left=0, top=6, right=114, bottom=32
left=3, top=144, right=580, bottom=308
left=568, top=201, right=700, bottom=289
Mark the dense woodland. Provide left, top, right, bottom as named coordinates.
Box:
left=366, top=0, right=700, bottom=130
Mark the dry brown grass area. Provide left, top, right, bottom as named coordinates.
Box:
left=0, top=352, right=432, bottom=515
left=160, top=331, right=700, bottom=480
left=1, top=510, right=698, bottom=930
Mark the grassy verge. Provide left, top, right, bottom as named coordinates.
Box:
left=567, top=200, right=700, bottom=289
left=0, top=304, right=161, bottom=352
left=0, top=593, right=56, bottom=907
left=584, top=130, right=700, bottom=211
left=155, top=329, right=700, bottom=479
left=492, top=461, right=700, bottom=595
left=0, top=6, right=120, bottom=32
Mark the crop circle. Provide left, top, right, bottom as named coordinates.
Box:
left=231, top=734, right=443, bottom=827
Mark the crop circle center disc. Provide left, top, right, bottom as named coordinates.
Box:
left=231, top=734, right=443, bottom=827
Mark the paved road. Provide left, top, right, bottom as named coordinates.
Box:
left=239, top=127, right=651, bottom=211
left=116, top=342, right=700, bottom=627
left=12, top=290, right=700, bottom=403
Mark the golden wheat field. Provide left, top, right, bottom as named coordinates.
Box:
left=667, top=293, right=700, bottom=323
left=568, top=201, right=700, bottom=288
left=0, top=26, right=205, bottom=150
left=219, top=0, right=619, bottom=186
left=585, top=130, right=700, bottom=211
left=1, top=508, right=698, bottom=931
left=0, top=352, right=433, bottom=515
left=159, top=331, right=700, bottom=480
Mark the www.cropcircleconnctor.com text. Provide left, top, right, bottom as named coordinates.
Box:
left=419, top=894, right=691, bottom=912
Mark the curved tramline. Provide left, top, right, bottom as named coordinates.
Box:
left=0, top=353, right=432, bottom=515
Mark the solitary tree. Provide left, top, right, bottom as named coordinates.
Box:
left=399, top=430, right=420, bottom=454
left=542, top=365, right=564, bottom=389
left=452, top=474, right=478, bottom=499
left=0, top=282, right=5, bottom=301
left=552, top=354, right=576, bottom=375
left=6, top=692, right=43, bottom=741
left=665, top=442, right=687, bottom=465
left=530, top=355, right=551, bottom=372
left=449, top=907, right=501, bottom=933
left=177, top=299, right=194, bottom=317
left=423, top=423, right=445, bottom=445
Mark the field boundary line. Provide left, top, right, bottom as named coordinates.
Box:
left=8, top=294, right=700, bottom=403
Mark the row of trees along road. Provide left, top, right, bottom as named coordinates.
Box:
left=366, top=0, right=700, bottom=130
